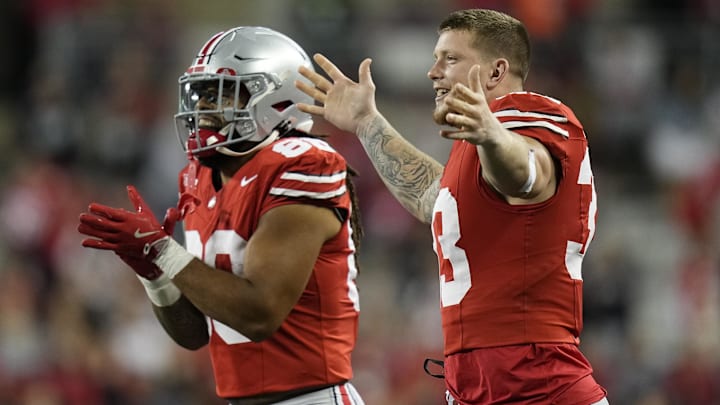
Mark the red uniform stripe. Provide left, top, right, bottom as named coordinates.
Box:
left=196, top=31, right=226, bottom=65
left=338, top=384, right=352, bottom=405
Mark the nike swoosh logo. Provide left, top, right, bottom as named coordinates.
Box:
left=134, top=229, right=160, bottom=239
left=240, top=174, right=258, bottom=187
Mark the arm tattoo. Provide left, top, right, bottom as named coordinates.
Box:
left=419, top=178, right=441, bottom=224
left=358, top=115, right=444, bottom=223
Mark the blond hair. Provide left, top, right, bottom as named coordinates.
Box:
left=439, top=9, right=531, bottom=82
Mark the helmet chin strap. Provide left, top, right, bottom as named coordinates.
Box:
left=215, top=128, right=280, bottom=157
left=214, top=119, right=292, bottom=157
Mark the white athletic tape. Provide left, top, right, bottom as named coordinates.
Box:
left=152, top=237, right=195, bottom=280
left=138, top=273, right=181, bottom=307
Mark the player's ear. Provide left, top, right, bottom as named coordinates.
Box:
left=487, top=58, right=509, bottom=90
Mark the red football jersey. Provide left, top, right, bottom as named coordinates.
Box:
left=178, top=136, right=360, bottom=398
left=432, top=92, right=598, bottom=355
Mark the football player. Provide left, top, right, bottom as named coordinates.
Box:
left=295, top=8, right=609, bottom=405
left=78, top=26, right=365, bottom=405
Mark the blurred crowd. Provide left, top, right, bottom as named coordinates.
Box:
left=0, top=0, right=718, bottom=404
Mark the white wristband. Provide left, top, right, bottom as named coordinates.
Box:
left=519, top=148, right=537, bottom=194
left=138, top=273, right=181, bottom=307
left=151, top=237, right=195, bottom=279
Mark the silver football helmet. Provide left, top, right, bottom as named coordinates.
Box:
left=174, top=26, right=315, bottom=158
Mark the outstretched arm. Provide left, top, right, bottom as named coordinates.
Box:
left=356, top=114, right=443, bottom=223
left=441, top=66, right=556, bottom=202
left=296, top=54, right=444, bottom=223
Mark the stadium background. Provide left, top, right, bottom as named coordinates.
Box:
left=0, top=0, right=718, bottom=403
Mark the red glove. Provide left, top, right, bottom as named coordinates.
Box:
left=79, top=185, right=180, bottom=279
left=115, top=204, right=179, bottom=279
left=115, top=253, right=163, bottom=280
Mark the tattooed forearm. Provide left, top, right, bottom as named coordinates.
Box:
left=419, top=178, right=441, bottom=223
left=357, top=115, right=444, bottom=223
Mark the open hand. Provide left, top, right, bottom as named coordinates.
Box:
left=440, top=65, right=500, bottom=145
left=295, top=53, right=379, bottom=134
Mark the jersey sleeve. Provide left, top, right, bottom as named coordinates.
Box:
left=490, top=92, right=586, bottom=164
left=259, top=137, right=349, bottom=217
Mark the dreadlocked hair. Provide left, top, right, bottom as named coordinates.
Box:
left=344, top=163, right=364, bottom=252
left=280, top=129, right=364, bottom=267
